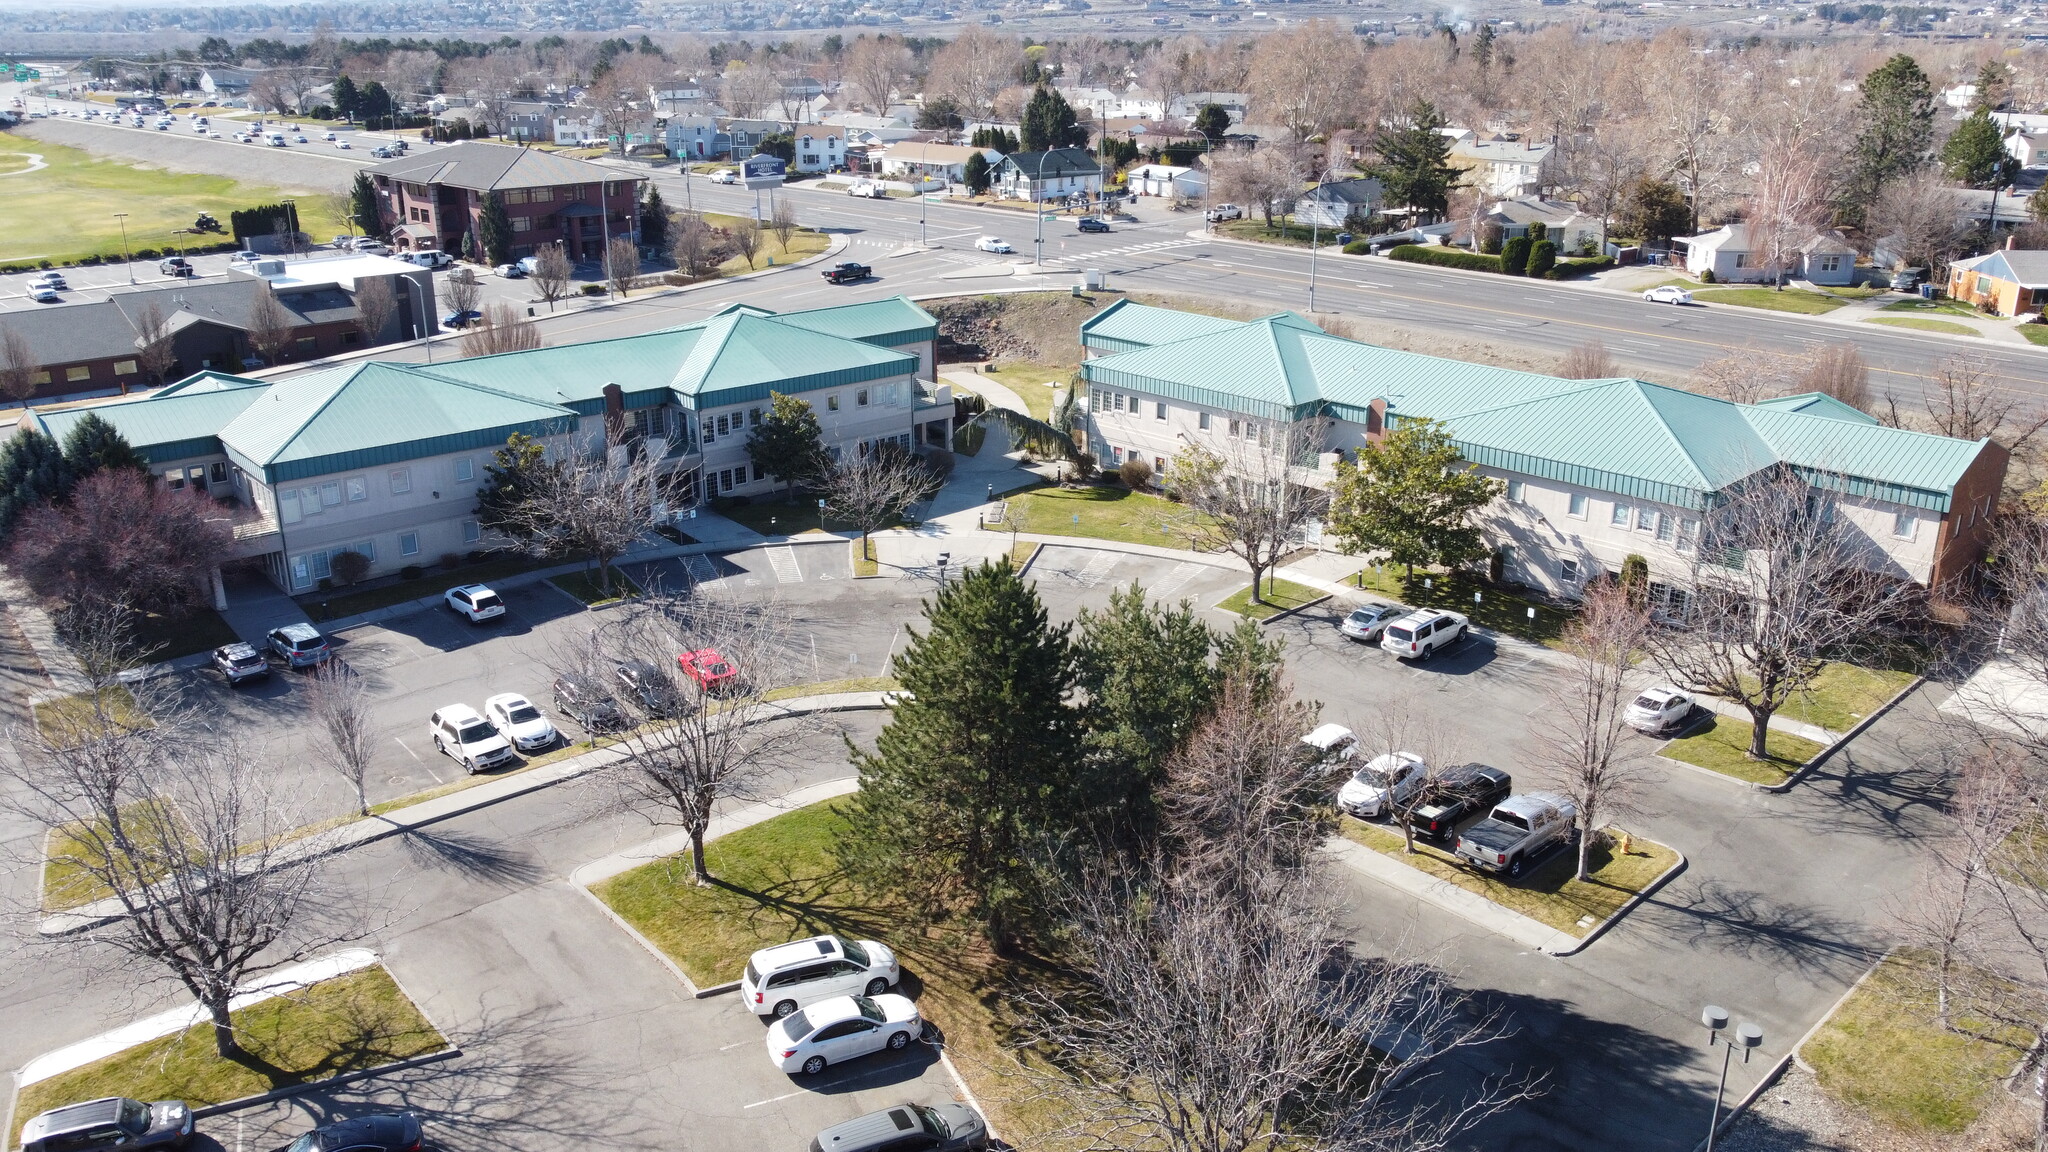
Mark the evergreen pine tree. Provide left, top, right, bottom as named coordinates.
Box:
left=744, top=393, right=828, bottom=496
left=472, top=433, right=553, bottom=545
left=1193, top=103, right=1231, bottom=144
left=331, top=74, right=361, bottom=121
left=963, top=151, right=991, bottom=195
left=1843, top=54, right=1936, bottom=221
left=60, top=414, right=147, bottom=481
left=841, top=561, right=1081, bottom=946
left=348, top=171, right=381, bottom=238
left=0, top=429, right=73, bottom=538
left=1942, top=107, right=2020, bottom=188
left=478, top=191, right=514, bottom=266
left=1020, top=85, right=1084, bottom=152
left=639, top=186, right=670, bottom=251
left=1371, top=99, right=1464, bottom=224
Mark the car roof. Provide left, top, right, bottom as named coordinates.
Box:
left=313, top=1113, right=418, bottom=1148
left=1348, top=602, right=1395, bottom=616
left=273, top=622, right=322, bottom=640
left=30, top=1097, right=132, bottom=1133
left=484, top=692, right=531, bottom=708
left=1393, top=608, right=1462, bottom=626
left=452, top=583, right=495, bottom=595
left=1441, top=762, right=1503, bottom=783
left=797, top=994, right=866, bottom=1025
left=815, top=1106, right=924, bottom=1149
left=436, top=703, right=485, bottom=722
left=216, top=642, right=260, bottom=659
left=1638, top=686, right=1685, bottom=701
left=1302, top=723, right=1355, bottom=749
left=1363, top=750, right=1424, bottom=771
left=1494, top=791, right=1571, bottom=817
left=753, top=934, right=844, bottom=971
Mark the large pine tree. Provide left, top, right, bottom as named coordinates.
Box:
left=1942, top=107, right=2020, bottom=189
left=841, top=560, right=1081, bottom=946
left=1074, top=583, right=1221, bottom=845
left=1019, top=85, right=1085, bottom=153
left=60, top=414, right=147, bottom=482
left=0, top=429, right=73, bottom=539
left=1843, top=54, right=1935, bottom=221
left=478, top=191, right=514, bottom=266
left=1371, top=100, right=1463, bottom=225
left=348, top=172, right=381, bottom=239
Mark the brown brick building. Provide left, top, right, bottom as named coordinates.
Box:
left=364, top=142, right=645, bottom=262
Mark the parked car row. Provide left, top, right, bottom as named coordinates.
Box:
left=1337, top=602, right=1472, bottom=662
left=19, top=1098, right=421, bottom=1152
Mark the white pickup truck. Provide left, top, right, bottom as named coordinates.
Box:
left=1453, top=792, right=1577, bottom=879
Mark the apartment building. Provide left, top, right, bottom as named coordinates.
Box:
left=365, top=142, right=643, bottom=262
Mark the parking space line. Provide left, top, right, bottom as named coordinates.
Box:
left=1151, top=561, right=1201, bottom=601
left=743, top=1088, right=808, bottom=1109
left=684, top=555, right=720, bottom=584
left=1075, top=551, right=1119, bottom=588
left=392, top=737, right=422, bottom=761
left=768, top=546, right=803, bottom=583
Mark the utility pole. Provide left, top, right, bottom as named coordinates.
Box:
left=113, top=212, right=133, bottom=284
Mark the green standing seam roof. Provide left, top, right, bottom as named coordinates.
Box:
left=415, top=329, right=705, bottom=412
left=29, top=376, right=271, bottom=467
left=1748, top=392, right=1880, bottom=425
left=1080, top=300, right=1245, bottom=354
left=767, top=295, right=939, bottom=348
left=668, top=312, right=917, bottom=409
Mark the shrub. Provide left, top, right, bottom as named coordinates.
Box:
left=1699, top=268, right=1717, bottom=284
left=400, top=565, right=424, bottom=580
left=317, top=576, right=333, bottom=592
left=38, top=259, right=53, bottom=270
left=1071, top=451, right=1099, bottom=481
left=1478, top=220, right=1503, bottom=255
left=581, top=283, right=606, bottom=296
left=1501, top=236, right=1533, bottom=276
left=1119, top=456, right=1154, bottom=490
left=1343, top=240, right=1371, bottom=255
left=1527, top=239, right=1558, bottom=279
left=1621, top=553, right=1650, bottom=605
left=438, top=552, right=462, bottom=569
left=466, top=549, right=490, bottom=563
left=1528, top=221, right=1548, bottom=244
left=1387, top=245, right=1504, bottom=273
left=329, top=549, right=371, bottom=586
left=1547, top=255, right=1617, bottom=280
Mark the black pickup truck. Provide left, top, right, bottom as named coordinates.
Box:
left=822, top=262, right=873, bottom=284
left=1408, top=763, right=1512, bottom=841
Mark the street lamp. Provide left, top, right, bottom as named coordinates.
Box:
left=918, top=139, right=933, bottom=248
left=281, top=198, right=300, bottom=257
left=113, top=212, right=133, bottom=284
left=1307, top=164, right=1340, bottom=313
left=1701, top=1006, right=1763, bottom=1152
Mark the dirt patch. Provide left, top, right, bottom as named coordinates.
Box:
left=925, top=292, right=1105, bottom=365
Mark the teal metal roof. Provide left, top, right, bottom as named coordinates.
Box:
left=668, top=312, right=916, bottom=408
left=1748, top=392, right=1880, bottom=425
left=419, top=330, right=702, bottom=413
left=769, top=295, right=938, bottom=348
left=154, top=371, right=266, bottom=397
left=1742, top=406, right=1983, bottom=509
left=29, top=379, right=272, bottom=467
left=1080, top=300, right=1247, bottom=354
left=1084, top=312, right=1333, bottom=420
left=219, top=362, right=578, bottom=484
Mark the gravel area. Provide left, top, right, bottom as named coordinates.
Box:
left=1720, top=1062, right=2034, bottom=1152
left=19, top=117, right=363, bottom=194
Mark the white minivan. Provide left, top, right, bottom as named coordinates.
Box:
left=740, top=934, right=900, bottom=1019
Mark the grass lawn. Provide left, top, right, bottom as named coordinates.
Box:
left=701, top=213, right=829, bottom=275
left=11, top=966, right=448, bottom=1142
left=972, top=362, right=1068, bottom=422
left=1217, top=577, right=1325, bottom=620
left=300, top=555, right=548, bottom=622
left=548, top=568, right=643, bottom=606
left=41, top=800, right=191, bottom=912
left=714, top=496, right=830, bottom=538
left=850, top=539, right=879, bottom=577
left=1340, top=818, right=1678, bottom=936
left=1865, top=317, right=1981, bottom=337
left=1660, top=715, right=1822, bottom=785
left=1803, top=950, right=2029, bottom=1134
left=2021, top=324, right=2048, bottom=348
left=1691, top=287, right=1847, bottom=315
left=1006, top=485, right=1207, bottom=549
left=1773, top=663, right=1917, bottom=733
left=1344, top=565, right=1574, bottom=646
left=760, top=676, right=900, bottom=702
left=593, top=799, right=1077, bottom=1143
left=1216, top=218, right=1325, bottom=247
left=0, top=133, right=345, bottom=266
left=33, top=686, right=153, bottom=747
left=1879, top=297, right=1980, bottom=318
left=1009, top=541, right=1041, bottom=570
left=128, top=608, right=239, bottom=661
left=1815, top=284, right=1891, bottom=300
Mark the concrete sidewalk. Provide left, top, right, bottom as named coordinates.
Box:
left=1327, top=838, right=1580, bottom=954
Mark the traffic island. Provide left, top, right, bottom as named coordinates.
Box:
left=10, top=959, right=451, bottom=1144
left=1216, top=578, right=1327, bottom=622
left=1335, top=818, right=1681, bottom=954
left=1659, top=716, right=1821, bottom=786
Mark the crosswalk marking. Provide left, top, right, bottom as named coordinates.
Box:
left=1075, top=551, right=1120, bottom=588
left=769, top=546, right=803, bottom=583
left=684, top=555, right=719, bottom=584
left=1151, top=561, right=1201, bottom=601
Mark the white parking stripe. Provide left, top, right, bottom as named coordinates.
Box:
left=768, top=546, right=803, bottom=583
left=743, top=1089, right=808, bottom=1109
left=1151, top=561, right=1201, bottom=601
left=1076, top=551, right=1120, bottom=588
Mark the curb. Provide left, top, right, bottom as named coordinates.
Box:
left=569, top=879, right=705, bottom=997
left=1790, top=946, right=1893, bottom=1076
left=1241, top=590, right=1332, bottom=626
left=1546, top=845, right=1688, bottom=957
left=1760, top=676, right=1926, bottom=793
left=188, top=1047, right=463, bottom=1120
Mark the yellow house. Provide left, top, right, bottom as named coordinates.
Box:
left=1946, top=249, right=2048, bottom=316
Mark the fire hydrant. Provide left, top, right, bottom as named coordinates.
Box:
left=1617, top=829, right=1634, bottom=856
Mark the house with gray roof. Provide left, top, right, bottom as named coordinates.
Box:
left=1080, top=306, right=2006, bottom=603
left=14, top=298, right=950, bottom=596
left=995, top=148, right=1104, bottom=202
left=1947, top=248, right=2048, bottom=315
left=365, top=141, right=645, bottom=261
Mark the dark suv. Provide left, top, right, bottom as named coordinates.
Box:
left=20, top=1097, right=193, bottom=1152
left=1410, top=763, right=1513, bottom=841
left=615, top=659, right=682, bottom=715
left=284, top=1112, right=423, bottom=1152
left=553, top=672, right=627, bottom=733
left=810, top=1102, right=988, bottom=1152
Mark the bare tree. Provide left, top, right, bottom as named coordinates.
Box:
left=459, top=302, right=544, bottom=358
left=670, top=212, right=718, bottom=278
left=1210, top=148, right=1301, bottom=228
left=306, top=662, right=376, bottom=816
left=134, top=303, right=177, bottom=388
left=924, top=26, right=1023, bottom=120
left=532, top=244, right=574, bottom=312
left=823, top=444, right=942, bottom=561
left=1866, top=169, right=1971, bottom=280
left=719, top=61, right=781, bottom=120
left=1528, top=581, right=1651, bottom=881
left=243, top=289, right=295, bottom=367
left=561, top=589, right=812, bottom=883
left=1689, top=346, right=1805, bottom=404
left=1348, top=691, right=1469, bottom=856
left=1244, top=23, right=1363, bottom=146
left=353, top=277, right=396, bottom=345
left=489, top=442, right=657, bottom=595
left=1800, top=343, right=1871, bottom=412
left=1162, top=415, right=1332, bottom=606
left=0, top=326, right=35, bottom=403
left=769, top=199, right=797, bottom=253
left=845, top=35, right=910, bottom=114
left=1885, top=354, right=2048, bottom=457
left=732, top=220, right=762, bottom=270
left=443, top=270, right=482, bottom=318
left=605, top=235, right=639, bottom=297
left=1745, top=132, right=1831, bottom=288
left=1643, top=470, right=1908, bottom=759
left=1557, top=340, right=1618, bottom=380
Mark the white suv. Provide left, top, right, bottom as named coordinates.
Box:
left=1337, top=751, right=1429, bottom=819
left=428, top=704, right=516, bottom=773
left=740, top=934, right=901, bottom=1019
left=1380, top=608, right=1469, bottom=661
left=445, top=584, right=506, bottom=624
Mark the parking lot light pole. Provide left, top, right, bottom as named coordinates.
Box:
left=1701, top=1006, right=1763, bottom=1152
left=1307, top=165, right=1337, bottom=314
left=113, top=212, right=133, bottom=283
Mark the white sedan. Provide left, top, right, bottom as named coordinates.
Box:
left=335, top=140, right=352, bottom=149
left=974, top=236, right=1014, bottom=254
left=1643, top=285, right=1693, bottom=305
left=1625, top=686, right=1695, bottom=734
left=765, top=994, right=921, bottom=1076
left=484, top=692, right=558, bottom=752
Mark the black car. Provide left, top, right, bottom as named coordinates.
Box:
left=1410, top=763, right=1513, bottom=841
left=211, top=642, right=271, bottom=685
left=823, top=262, right=873, bottom=284
left=284, top=1112, right=423, bottom=1152
left=615, top=659, right=683, bottom=715
left=441, top=309, right=483, bottom=328
left=553, top=673, right=628, bottom=733
left=159, top=257, right=195, bottom=277
left=1076, top=217, right=1110, bottom=233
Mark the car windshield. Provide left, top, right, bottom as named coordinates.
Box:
left=120, top=1100, right=150, bottom=1130
left=782, top=1009, right=817, bottom=1040
left=456, top=722, right=495, bottom=744
left=1353, top=764, right=1395, bottom=788
left=1386, top=626, right=1413, bottom=642
left=1348, top=610, right=1374, bottom=623
left=285, top=1135, right=318, bottom=1152
left=744, top=961, right=761, bottom=986
left=1633, top=694, right=1667, bottom=710
left=913, top=1105, right=947, bottom=1138
left=231, top=654, right=264, bottom=668
left=840, top=939, right=869, bottom=967
left=854, top=995, right=886, bottom=1023
left=506, top=704, right=541, bottom=724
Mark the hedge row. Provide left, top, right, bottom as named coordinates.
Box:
left=1387, top=244, right=1504, bottom=273
left=1548, top=255, right=1617, bottom=280
left=0, top=240, right=240, bottom=276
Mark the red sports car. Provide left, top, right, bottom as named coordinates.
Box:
left=677, top=648, right=739, bottom=691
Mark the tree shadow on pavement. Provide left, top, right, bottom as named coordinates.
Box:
left=1625, top=876, right=1881, bottom=986
left=395, top=826, right=545, bottom=888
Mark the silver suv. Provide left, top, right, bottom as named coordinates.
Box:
left=21, top=1097, right=192, bottom=1152
left=741, top=934, right=900, bottom=1019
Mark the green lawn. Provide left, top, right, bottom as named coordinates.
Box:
left=971, top=362, right=1068, bottom=422
left=2020, top=324, right=2048, bottom=347
left=1340, top=818, right=1678, bottom=936
left=1217, top=577, right=1325, bottom=620
left=1814, top=284, right=1890, bottom=300
left=1344, top=565, right=1575, bottom=646
left=760, top=676, right=899, bottom=702
left=1803, top=950, right=2029, bottom=1134
left=548, top=569, right=642, bottom=606
left=11, top=966, right=447, bottom=1142
left=1865, top=317, right=1981, bottom=337
left=1009, top=541, right=1041, bottom=570
left=1692, top=287, right=1847, bottom=315
left=300, top=555, right=547, bottom=622
left=700, top=213, right=829, bottom=275
left=1660, top=714, right=1822, bottom=785
left=33, top=686, right=152, bottom=748
left=1006, top=485, right=1207, bottom=548
left=850, top=539, right=879, bottom=577
left=1774, top=663, right=1917, bottom=733
left=42, top=800, right=190, bottom=912
left=0, top=133, right=346, bottom=266
left=1880, top=297, right=1979, bottom=317
left=713, top=495, right=830, bottom=538
left=1216, top=218, right=1327, bottom=247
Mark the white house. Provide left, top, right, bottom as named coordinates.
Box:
left=1483, top=196, right=1602, bottom=254
left=821, top=112, right=917, bottom=143
left=791, top=129, right=846, bottom=172
left=1450, top=137, right=1553, bottom=197
left=876, top=142, right=998, bottom=185
left=1126, top=163, right=1192, bottom=197
left=995, top=148, right=1104, bottom=202
left=1294, top=177, right=1385, bottom=228
left=667, top=116, right=719, bottom=160
left=553, top=109, right=602, bottom=146
left=2009, top=131, right=2048, bottom=168
left=1674, top=222, right=1856, bottom=285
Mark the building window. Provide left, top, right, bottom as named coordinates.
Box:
left=399, top=531, right=420, bottom=557
left=506, top=189, right=529, bottom=204
left=1507, top=480, right=1524, bottom=503
left=1734, top=253, right=1750, bottom=269
left=1893, top=512, right=1918, bottom=539
left=828, top=395, right=840, bottom=411
left=1560, top=559, right=1580, bottom=584
left=749, top=407, right=762, bottom=426
left=1155, top=402, right=1167, bottom=420
left=65, top=365, right=90, bottom=382
left=343, top=333, right=360, bottom=345
left=533, top=187, right=553, bottom=202
left=1228, top=419, right=1242, bottom=437
left=352, top=539, right=377, bottom=563
left=1611, top=502, right=1631, bottom=526
left=512, top=217, right=532, bottom=233
left=165, top=470, right=185, bottom=491
left=345, top=476, right=367, bottom=502
left=857, top=388, right=869, bottom=407
left=1634, top=507, right=1655, bottom=532
left=298, top=486, right=322, bottom=515
left=1820, top=255, right=1842, bottom=273
left=462, top=519, right=481, bottom=544
left=1568, top=492, right=1587, bottom=518
left=295, top=337, right=317, bottom=356
left=321, top=480, right=342, bottom=506
left=1154, top=456, right=1165, bottom=473
left=1199, top=411, right=1211, bottom=431
left=212, top=462, right=228, bottom=484
left=1657, top=514, right=1675, bottom=543
left=1677, top=519, right=1698, bottom=552
left=389, top=468, right=412, bottom=495
left=31, top=370, right=49, bottom=386
left=113, top=360, right=137, bottom=376
left=454, top=457, right=475, bottom=482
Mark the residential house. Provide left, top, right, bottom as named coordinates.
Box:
left=821, top=112, right=918, bottom=144
left=15, top=297, right=953, bottom=596
left=876, top=142, right=998, bottom=185
left=1449, top=136, right=1553, bottom=197
left=365, top=142, right=644, bottom=261
left=1125, top=163, right=1194, bottom=197
left=1482, top=196, right=1602, bottom=254
left=1168, top=92, right=1249, bottom=124
left=1674, top=222, right=1856, bottom=285
left=1798, top=232, right=1859, bottom=287
left=198, top=67, right=255, bottom=96
left=504, top=100, right=567, bottom=143
left=1948, top=249, right=2048, bottom=315
left=0, top=255, right=433, bottom=402
left=1075, top=301, right=2007, bottom=599
left=723, top=118, right=784, bottom=155
left=551, top=108, right=603, bottom=146
left=791, top=128, right=847, bottom=173
left=666, top=115, right=721, bottom=160
left=1294, top=178, right=1385, bottom=228
left=2007, top=130, right=2048, bottom=167
left=995, top=148, right=1104, bottom=202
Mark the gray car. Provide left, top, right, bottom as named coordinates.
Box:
left=810, top=1102, right=988, bottom=1152
left=267, top=622, right=331, bottom=668
left=20, top=1097, right=193, bottom=1152
left=1338, top=602, right=1401, bottom=643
